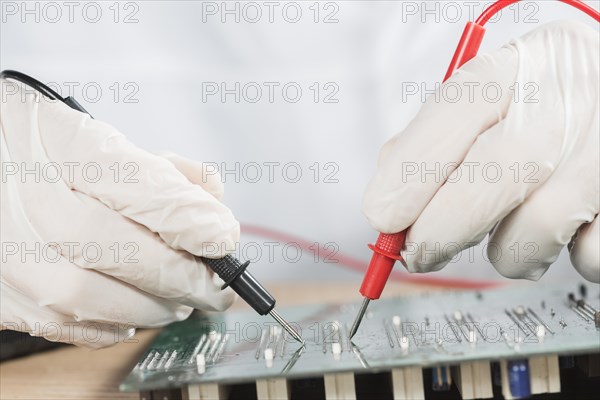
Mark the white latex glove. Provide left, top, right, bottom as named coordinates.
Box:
left=363, top=21, right=599, bottom=283
left=0, top=81, right=240, bottom=348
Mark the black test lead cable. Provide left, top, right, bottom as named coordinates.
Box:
left=0, top=70, right=92, bottom=116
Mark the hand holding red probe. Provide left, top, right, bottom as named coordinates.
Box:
left=351, top=0, right=600, bottom=338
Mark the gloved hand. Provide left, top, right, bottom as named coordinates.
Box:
left=363, top=21, right=599, bottom=283
left=1, top=80, right=240, bottom=347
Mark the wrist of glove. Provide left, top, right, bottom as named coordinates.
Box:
left=363, top=21, right=599, bottom=283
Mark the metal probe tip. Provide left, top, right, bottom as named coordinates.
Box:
left=269, top=309, right=304, bottom=345
left=349, top=297, right=370, bottom=339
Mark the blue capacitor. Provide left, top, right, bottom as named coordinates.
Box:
left=432, top=366, right=452, bottom=391
left=508, top=359, right=531, bottom=399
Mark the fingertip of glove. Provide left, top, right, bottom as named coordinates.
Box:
left=363, top=214, right=398, bottom=235
left=174, top=305, right=194, bottom=321
left=184, top=209, right=240, bottom=257
left=211, top=287, right=237, bottom=312
left=190, top=272, right=237, bottom=312
left=490, top=255, right=548, bottom=282
left=403, top=252, right=449, bottom=274
left=215, top=219, right=241, bottom=256
left=159, top=152, right=226, bottom=200
left=570, top=248, right=600, bottom=284
left=362, top=195, right=404, bottom=234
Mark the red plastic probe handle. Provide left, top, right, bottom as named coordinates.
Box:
left=360, top=23, right=483, bottom=302
left=360, top=232, right=406, bottom=300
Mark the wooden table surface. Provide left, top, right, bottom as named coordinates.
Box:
left=0, top=282, right=436, bottom=400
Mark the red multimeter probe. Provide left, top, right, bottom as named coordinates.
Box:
left=349, top=0, right=600, bottom=339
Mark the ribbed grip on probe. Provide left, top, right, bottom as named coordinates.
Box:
left=375, top=233, right=404, bottom=256
left=201, top=255, right=250, bottom=289
left=368, top=232, right=405, bottom=260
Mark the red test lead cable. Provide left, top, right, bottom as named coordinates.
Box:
left=349, top=0, right=600, bottom=339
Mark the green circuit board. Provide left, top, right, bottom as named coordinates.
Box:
left=121, top=284, right=599, bottom=393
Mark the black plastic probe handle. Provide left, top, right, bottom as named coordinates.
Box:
left=201, top=255, right=276, bottom=316
left=229, top=272, right=276, bottom=316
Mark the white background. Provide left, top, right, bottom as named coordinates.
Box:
left=1, top=0, right=598, bottom=288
